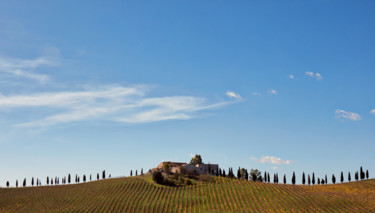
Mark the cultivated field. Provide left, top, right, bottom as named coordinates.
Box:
left=1, top=176, right=375, bottom=212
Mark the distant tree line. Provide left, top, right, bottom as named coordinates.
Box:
left=2, top=169, right=113, bottom=188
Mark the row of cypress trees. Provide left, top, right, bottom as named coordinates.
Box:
left=3, top=170, right=109, bottom=188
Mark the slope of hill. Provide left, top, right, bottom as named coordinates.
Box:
left=1, top=176, right=375, bottom=212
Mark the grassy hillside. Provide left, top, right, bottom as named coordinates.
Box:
left=1, top=176, right=375, bottom=212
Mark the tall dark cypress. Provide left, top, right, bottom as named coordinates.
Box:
left=312, top=173, right=315, bottom=185
left=23, top=178, right=26, bottom=187
left=16, top=180, right=18, bottom=187
left=302, top=172, right=306, bottom=185
left=264, top=172, right=267, bottom=182
left=283, top=174, right=286, bottom=184
left=340, top=172, right=344, bottom=183
left=292, top=172, right=296, bottom=185
left=97, top=173, right=99, bottom=180
left=68, top=174, right=71, bottom=184
left=103, top=170, right=106, bottom=179
left=308, top=174, right=311, bottom=185
left=355, top=171, right=359, bottom=181
left=31, top=177, right=34, bottom=186
left=325, top=175, right=328, bottom=185
left=360, top=167, right=364, bottom=180
left=130, top=170, right=133, bottom=177
left=237, top=167, right=241, bottom=179
left=332, top=174, right=336, bottom=184
left=348, top=172, right=351, bottom=182
left=317, top=178, right=320, bottom=185
left=47, top=176, right=49, bottom=185
left=268, top=173, right=270, bottom=183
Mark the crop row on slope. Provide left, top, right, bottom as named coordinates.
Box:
left=0, top=176, right=375, bottom=212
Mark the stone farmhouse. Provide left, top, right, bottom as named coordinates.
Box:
left=154, top=161, right=219, bottom=175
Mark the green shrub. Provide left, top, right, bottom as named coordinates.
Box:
left=152, top=171, right=163, bottom=183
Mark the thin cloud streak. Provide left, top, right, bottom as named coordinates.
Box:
left=371, top=109, right=375, bottom=115
left=335, top=109, right=361, bottom=121
left=0, top=86, right=238, bottom=127
left=0, top=56, right=57, bottom=83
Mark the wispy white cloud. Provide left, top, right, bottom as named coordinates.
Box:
left=251, top=156, right=291, bottom=165
left=288, top=74, right=295, bottom=79
left=0, top=85, right=236, bottom=127
left=371, top=109, right=375, bottom=115
left=0, top=56, right=57, bottom=83
left=335, top=109, right=361, bottom=121
left=305, top=71, right=323, bottom=80
left=252, top=92, right=262, bottom=96
left=226, top=91, right=241, bottom=99
left=268, top=89, right=277, bottom=95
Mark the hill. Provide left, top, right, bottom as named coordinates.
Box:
left=1, top=176, right=375, bottom=212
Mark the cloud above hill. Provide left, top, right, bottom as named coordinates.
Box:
left=0, top=56, right=58, bottom=83
left=0, top=85, right=237, bottom=127
left=251, top=156, right=292, bottom=165
left=305, top=71, right=323, bottom=80
left=335, top=109, right=361, bottom=121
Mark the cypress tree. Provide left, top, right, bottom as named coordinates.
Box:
left=31, top=177, right=34, bottom=186
left=366, top=170, right=369, bottom=180
left=312, top=173, right=315, bottom=185
left=245, top=169, right=249, bottom=180
left=302, top=172, right=306, bottom=185
left=136, top=170, right=138, bottom=176
left=308, top=174, right=311, bottom=185
left=292, top=172, right=296, bottom=185
left=130, top=170, right=133, bottom=177
left=16, top=180, right=18, bottom=188
left=47, top=177, right=49, bottom=185
left=317, top=178, right=320, bottom=185
left=83, top=175, right=86, bottom=182
left=360, top=167, right=364, bottom=180
left=141, top=168, right=143, bottom=175
left=276, top=174, right=279, bottom=183
left=6, top=181, right=9, bottom=187
left=355, top=171, right=359, bottom=181
left=103, top=170, right=106, bottom=179
left=340, top=172, right=344, bottom=183
left=264, top=172, right=267, bottom=182
left=332, top=174, right=336, bottom=184
left=223, top=169, right=226, bottom=177
left=90, top=174, right=92, bottom=181
left=97, top=173, right=99, bottom=180
left=51, top=179, right=53, bottom=185
left=348, top=172, right=351, bottom=182
left=283, top=174, right=286, bottom=184
left=322, top=179, right=325, bottom=185
left=23, top=178, right=26, bottom=187
left=68, top=174, right=71, bottom=184
left=325, top=175, right=328, bottom=185
left=268, top=173, right=270, bottom=183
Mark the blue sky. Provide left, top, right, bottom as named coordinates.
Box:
left=1, top=0, right=375, bottom=185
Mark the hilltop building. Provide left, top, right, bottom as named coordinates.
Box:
left=154, top=161, right=219, bottom=175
